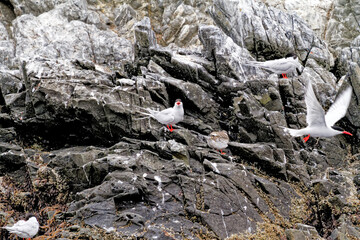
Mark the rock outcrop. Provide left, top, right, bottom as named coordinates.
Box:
left=0, top=0, right=360, bottom=239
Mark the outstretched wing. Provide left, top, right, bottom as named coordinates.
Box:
left=325, top=87, right=352, bottom=127
left=305, top=82, right=326, bottom=127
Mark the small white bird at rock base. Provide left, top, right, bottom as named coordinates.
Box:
left=244, top=53, right=302, bottom=78
left=3, top=213, right=39, bottom=240
left=283, top=81, right=353, bottom=142
left=137, top=99, right=184, bottom=132
left=207, top=130, right=230, bottom=154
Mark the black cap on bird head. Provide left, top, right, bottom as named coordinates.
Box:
left=285, top=53, right=297, bottom=59
left=331, top=125, right=352, bottom=136
left=331, top=126, right=344, bottom=132
left=25, top=213, right=36, bottom=220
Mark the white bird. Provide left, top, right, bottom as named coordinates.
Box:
left=137, top=99, right=184, bottom=132
left=283, top=82, right=353, bottom=142
left=207, top=130, right=230, bottom=154
left=244, top=53, right=302, bottom=78
left=3, top=214, right=39, bottom=240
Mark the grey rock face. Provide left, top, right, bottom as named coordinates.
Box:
left=9, top=0, right=66, bottom=16
left=210, top=0, right=333, bottom=68
left=325, top=0, right=360, bottom=48
left=286, top=223, right=324, bottom=240
left=0, top=0, right=359, bottom=239
left=263, top=0, right=334, bottom=39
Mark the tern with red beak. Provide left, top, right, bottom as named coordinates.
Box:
left=283, top=82, right=353, bottom=142
left=3, top=213, right=39, bottom=240
left=244, top=53, right=302, bottom=78
left=137, top=99, right=184, bottom=132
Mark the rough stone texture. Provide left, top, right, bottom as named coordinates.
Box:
left=325, top=0, right=360, bottom=48
left=0, top=0, right=359, bottom=239
left=86, top=0, right=214, bottom=48
left=286, top=223, right=325, bottom=240
left=262, top=0, right=334, bottom=39
left=210, top=0, right=334, bottom=68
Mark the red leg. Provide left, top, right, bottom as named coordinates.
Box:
left=282, top=73, right=288, bottom=79
left=167, top=125, right=174, bottom=132
left=220, top=150, right=226, bottom=155
left=303, top=135, right=310, bottom=142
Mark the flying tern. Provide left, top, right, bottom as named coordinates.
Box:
left=245, top=53, right=302, bottom=78
left=283, top=82, right=353, bottom=142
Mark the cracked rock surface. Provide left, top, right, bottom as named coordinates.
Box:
left=0, top=0, right=360, bottom=239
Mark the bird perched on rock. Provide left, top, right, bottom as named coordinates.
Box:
left=207, top=130, right=230, bottom=154
left=283, top=81, right=353, bottom=142
left=137, top=99, right=184, bottom=132
left=244, top=53, right=302, bottom=78
left=3, top=213, right=39, bottom=240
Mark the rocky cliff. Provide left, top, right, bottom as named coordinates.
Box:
left=0, top=0, right=360, bottom=239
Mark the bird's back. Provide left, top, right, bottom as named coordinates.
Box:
left=248, top=57, right=300, bottom=74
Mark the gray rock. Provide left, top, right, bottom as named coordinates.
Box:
left=199, top=25, right=267, bottom=81
left=135, top=17, right=157, bottom=61
left=228, top=142, right=287, bottom=179
left=114, top=4, right=137, bottom=30
left=210, top=0, right=333, bottom=68
left=286, top=225, right=323, bottom=240
left=353, top=174, right=360, bottom=186
left=346, top=63, right=360, bottom=128
left=325, top=0, right=360, bottom=48
left=71, top=199, right=117, bottom=230
left=329, top=215, right=360, bottom=240
left=0, top=1, right=360, bottom=239
left=0, top=145, right=25, bottom=175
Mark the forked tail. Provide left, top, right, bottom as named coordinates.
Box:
left=282, top=127, right=304, bottom=137
left=134, top=111, right=152, bottom=120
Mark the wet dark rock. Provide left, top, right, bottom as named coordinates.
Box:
left=0, top=143, right=25, bottom=176
left=47, top=146, right=105, bottom=191
left=0, top=0, right=359, bottom=239
left=70, top=199, right=117, bottom=230
left=228, top=142, right=287, bottom=179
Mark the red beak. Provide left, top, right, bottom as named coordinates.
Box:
left=343, top=131, right=352, bottom=136
left=176, top=102, right=180, bottom=105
